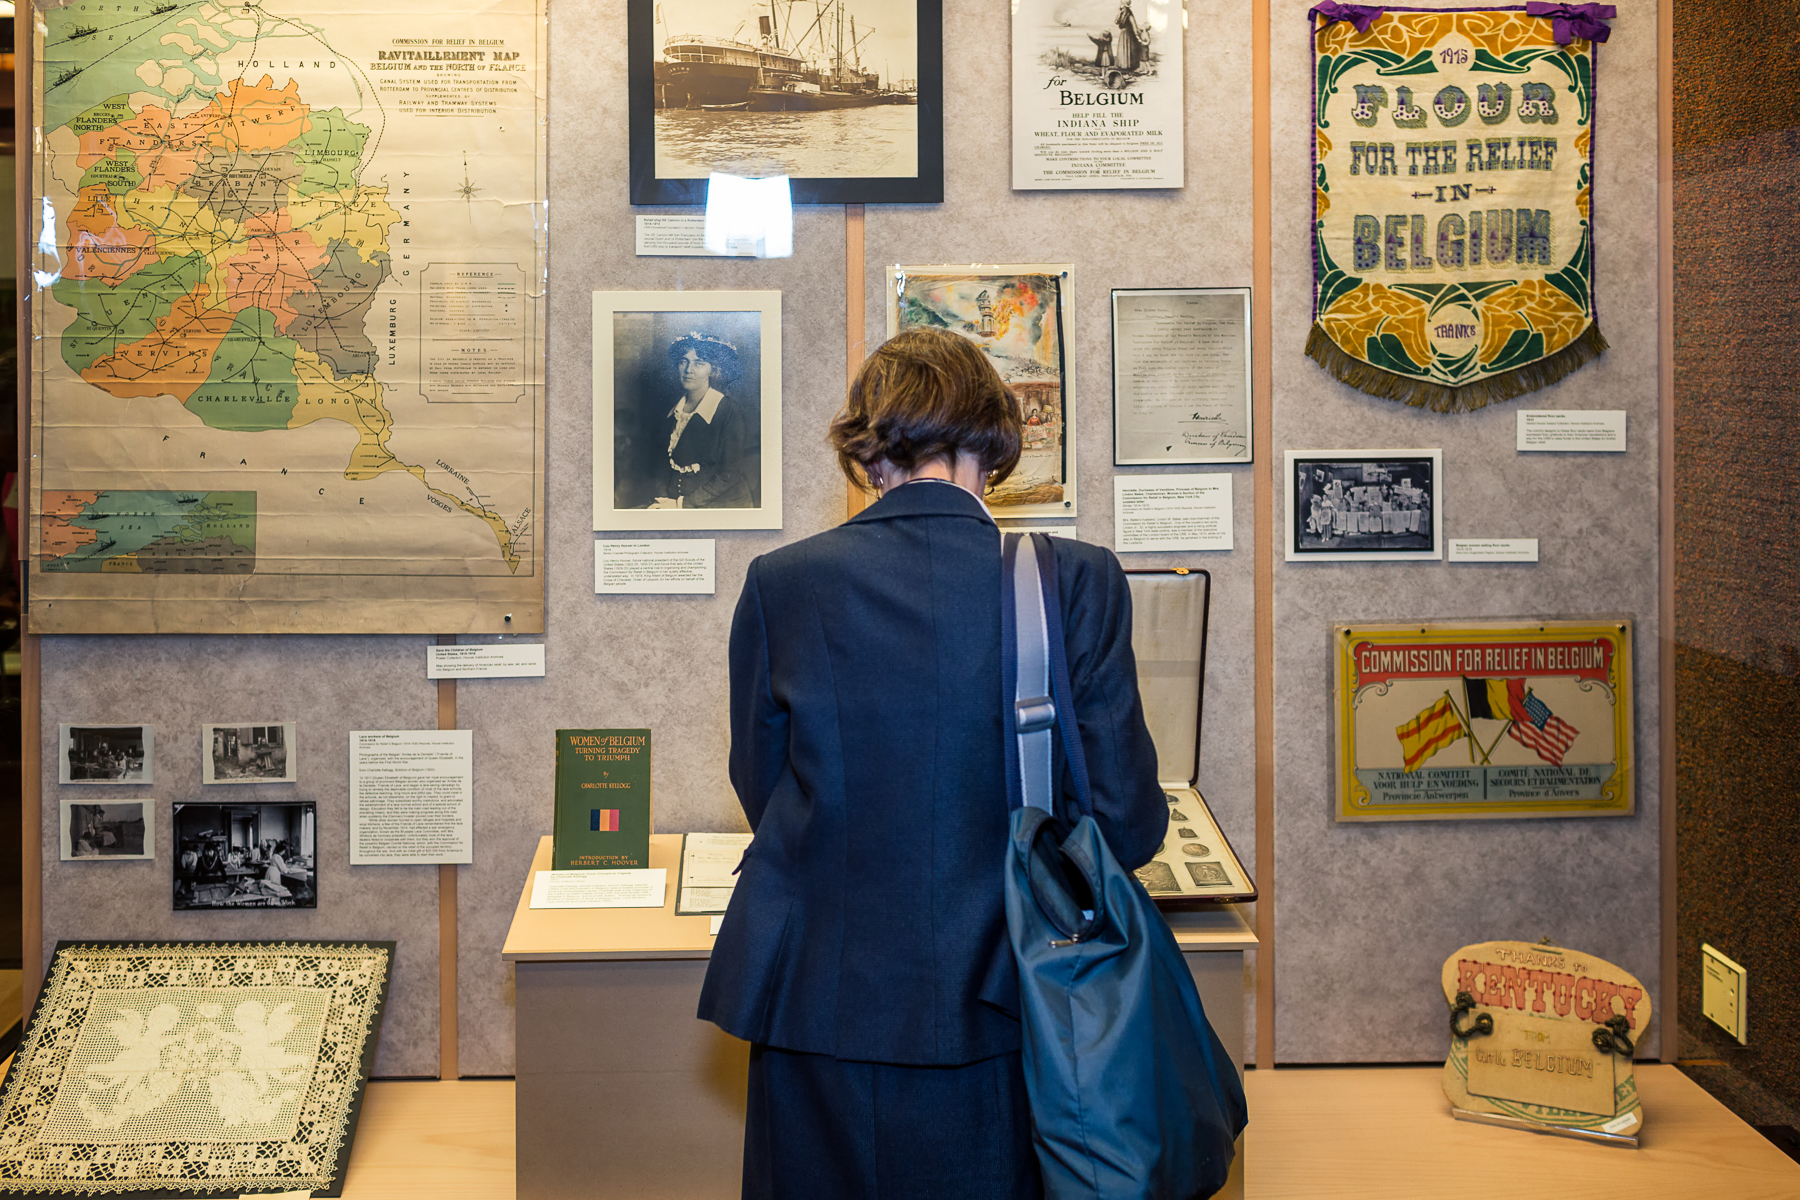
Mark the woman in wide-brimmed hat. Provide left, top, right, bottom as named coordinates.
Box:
left=652, top=331, right=753, bottom=509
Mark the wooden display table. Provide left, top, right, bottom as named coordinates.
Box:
left=503, top=833, right=1254, bottom=1200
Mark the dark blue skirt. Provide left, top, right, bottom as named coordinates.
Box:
left=742, top=1043, right=1041, bottom=1200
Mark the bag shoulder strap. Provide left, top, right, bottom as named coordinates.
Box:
left=1002, top=532, right=1093, bottom=818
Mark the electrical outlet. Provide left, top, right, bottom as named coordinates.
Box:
left=1702, top=943, right=1748, bottom=1045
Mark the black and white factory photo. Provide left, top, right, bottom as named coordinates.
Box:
left=173, top=802, right=317, bottom=910
left=58, top=724, right=153, bottom=785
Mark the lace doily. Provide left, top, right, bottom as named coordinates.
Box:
left=0, top=942, right=393, bottom=1197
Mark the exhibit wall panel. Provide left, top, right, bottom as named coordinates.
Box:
left=862, top=0, right=1258, bottom=881
left=37, top=635, right=443, bottom=1078
left=862, top=0, right=1259, bottom=1051
left=1269, top=0, right=1665, bottom=1060
left=452, top=0, right=851, bottom=1074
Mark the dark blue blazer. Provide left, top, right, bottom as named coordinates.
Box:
left=697, top=482, right=1167, bottom=1066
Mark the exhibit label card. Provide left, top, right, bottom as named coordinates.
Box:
left=1012, top=0, right=1183, bottom=189
left=596, top=540, right=715, bottom=595
left=554, top=729, right=652, bottom=870
left=1448, top=539, right=1539, bottom=564
left=1114, top=474, right=1233, bottom=552
left=1113, top=289, right=1251, bottom=464
left=349, top=730, right=473, bottom=865
left=530, top=868, right=667, bottom=909
left=999, top=525, right=1080, bottom=541
left=1517, top=411, right=1627, bottom=452
left=426, top=643, right=547, bottom=679
left=633, top=214, right=754, bottom=258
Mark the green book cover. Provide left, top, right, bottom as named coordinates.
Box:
left=553, top=729, right=651, bottom=870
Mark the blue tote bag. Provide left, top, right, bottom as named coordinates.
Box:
left=1000, top=532, right=1247, bottom=1200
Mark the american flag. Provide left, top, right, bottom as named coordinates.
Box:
left=1507, top=690, right=1579, bottom=766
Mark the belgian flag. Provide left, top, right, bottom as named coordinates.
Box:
left=1462, top=677, right=1528, bottom=723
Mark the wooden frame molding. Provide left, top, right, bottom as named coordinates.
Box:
left=1656, top=0, right=1677, bottom=1063
left=19, top=12, right=42, bottom=1012
left=438, top=636, right=459, bottom=1080
left=1252, top=0, right=1276, bottom=1070
left=844, top=204, right=869, bottom=520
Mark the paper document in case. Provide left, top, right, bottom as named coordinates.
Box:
left=676, top=832, right=753, bottom=915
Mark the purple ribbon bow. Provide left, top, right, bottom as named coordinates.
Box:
left=1310, top=1, right=1384, bottom=32
left=1524, top=2, right=1616, bottom=43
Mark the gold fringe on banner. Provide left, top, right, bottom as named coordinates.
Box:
left=1305, top=323, right=1610, bottom=414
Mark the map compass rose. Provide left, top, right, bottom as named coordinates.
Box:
left=457, top=154, right=482, bottom=217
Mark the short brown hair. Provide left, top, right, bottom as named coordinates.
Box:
left=829, top=328, right=1022, bottom=491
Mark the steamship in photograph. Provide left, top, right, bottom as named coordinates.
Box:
left=655, top=0, right=917, bottom=112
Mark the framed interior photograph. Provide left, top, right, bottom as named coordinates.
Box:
left=1286, top=450, right=1442, bottom=562
left=58, top=724, right=153, bottom=784
left=1112, top=288, right=1251, bottom=465
left=61, top=801, right=153, bottom=860
left=889, top=265, right=1076, bottom=518
left=202, top=723, right=298, bottom=785
left=628, top=0, right=944, bottom=204
left=594, top=292, right=783, bottom=532
left=173, top=802, right=317, bottom=910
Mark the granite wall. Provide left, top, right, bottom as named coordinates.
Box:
left=1672, top=0, right=1800, bottom=1110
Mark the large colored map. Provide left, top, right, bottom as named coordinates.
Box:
left=31, top=0, right=546, bottom=632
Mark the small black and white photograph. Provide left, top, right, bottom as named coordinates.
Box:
left=629, top=0, right=944, bottom=204
left=58, top=724, right=153, bottom=784
left=201, top=722, right=298, bottom=784
left=60, top=801, right=152, bottom=860
left=594, top=292, right=783, bottom=531
left=173, top=801, right=316, bottom=909
left=1286, top=450, right=1443, bottom=562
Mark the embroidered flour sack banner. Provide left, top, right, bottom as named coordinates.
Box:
left=1309, top=4, right=1613, bottom=411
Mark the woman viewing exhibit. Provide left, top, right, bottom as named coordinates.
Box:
left=698, top=328, right=1168, bottom=1198
left=654, top=332, right=754, bottom=509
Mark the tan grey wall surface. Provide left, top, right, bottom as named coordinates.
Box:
left=858, top=0, right=1260, bottom=1058
left=39, top=635, right=442, bottom=1077
left=33, top=0, right=1666, bottom=1078
left=1269, top=0, right=1663, bottom=1060
left=452, top=0, right=850, bottom=1072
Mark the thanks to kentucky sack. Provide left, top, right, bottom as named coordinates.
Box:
left=1308, top=4, right=1613, bottom=411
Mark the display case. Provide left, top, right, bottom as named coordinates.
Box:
left=1125, top=569, right=1256, bottom=907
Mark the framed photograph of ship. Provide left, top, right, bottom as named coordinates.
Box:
left=888, top=265, right=1076, bottom=518
left=593, top=291, right=784, bottom=531
left=628, top=0, right=944, bottom=204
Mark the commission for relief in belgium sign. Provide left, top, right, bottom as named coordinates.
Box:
left=1333, top=619, right=1633, bottom=821
left=1308, top=4, right=1614, bottom=411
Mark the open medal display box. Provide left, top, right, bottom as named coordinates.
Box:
left=1125, top=568, right=1256, bottom=907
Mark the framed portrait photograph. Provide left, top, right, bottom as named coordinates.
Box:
left=1286, top=450, right=1442, bottom=562
left=173, top=802, right=316, bottom=910
left=628, top=0, right=944, bottom=204
left=594, top=291, right=783, bottom=532
left=61, top=801, right=153, bottom=860
left=889, top=265, right=1076, bottom=519
left=1112, top=288, right=1251, bottom=466
left=58, top=724, right=153, bottom=784
left=202, top=723, right=298, bottom=785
